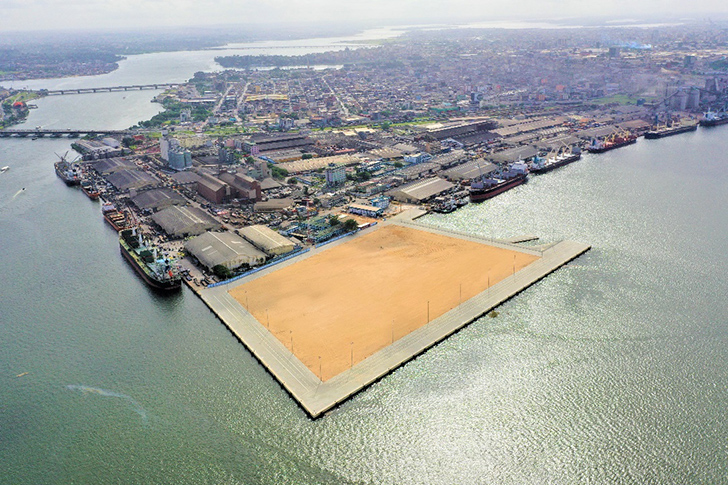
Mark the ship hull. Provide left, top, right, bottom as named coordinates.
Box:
left=119, top=241, right=181, bottom=291
left=699, top=117, right=728, bottom=127
left=586, top=138, right=636, bottom=153
left=644, top=124, right=697, bottom=139
left=104, top=212, right=128, bottom=232
left=469, top=174, right=526, bottom=203
left=55, top=167, right=81, bottom=186
left=531, top=154, right=581, bottom=174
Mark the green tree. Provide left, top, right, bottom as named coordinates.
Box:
left=212, top=264, right=231, bottom=280
left=343, top=218, right=358, bottom=232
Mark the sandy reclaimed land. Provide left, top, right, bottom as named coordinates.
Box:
left=229, top=225, right=539, bottom=381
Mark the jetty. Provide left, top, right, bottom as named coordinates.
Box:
left=197, top=211, right=590, bottom=418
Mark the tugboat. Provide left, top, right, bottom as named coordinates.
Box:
left=119, top=227, right=182, bottom=291
left=469, top=162, right=528, bottom=203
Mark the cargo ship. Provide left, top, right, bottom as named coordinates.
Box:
left=81, top=181, right=100, bottom=200
left=644, top=120, right=698, bottom=139
left=586, top=132, right=637, bottom=153
left=101, top=201, right=130, bottom=231
left=119, top=228, right=182, bottom=291
left=54, top=160, right=81, bottom=186
left=530, top=150, right=581, bottom=174
left=699, top=109, right=728, bottom=127
left=469, top=164, right=528, bottom=203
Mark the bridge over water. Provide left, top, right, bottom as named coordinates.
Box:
left=0, top=128, right=138, bottom=138
left=33, top=84, right=178, bottom=96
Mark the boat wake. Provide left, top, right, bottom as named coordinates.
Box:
left=66, top=384, right=149, bottom=424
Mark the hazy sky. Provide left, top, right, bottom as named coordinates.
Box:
left=0, top=0, right=724, bottom=32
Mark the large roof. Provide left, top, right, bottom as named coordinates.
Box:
left=151, top=206, right=221, bottom=237
left=93, top=157, right=137, bottom=175
left=489, top=146, right=538, bottom=163
left=107, top=169, right=158, bottom=191
left=277, top=154, right=359, bottom=174
left=237, top=225, right=295, bottom=254
left=131, top=188, right=187, bottom=211
left=185, top=231, right=266, bottom=270
left=442, top=160, right=496, bottom=181
left=391, top=177, right=454, bottom=202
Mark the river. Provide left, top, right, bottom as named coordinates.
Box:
left=1, top=30, right=727, bottom=484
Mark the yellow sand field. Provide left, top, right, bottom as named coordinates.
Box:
left=229, top=225, right=538, bottom=381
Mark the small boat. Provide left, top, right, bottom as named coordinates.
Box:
left=1, top=166, right=8, bottom=173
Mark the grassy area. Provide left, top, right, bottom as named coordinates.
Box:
left=6, top=91, right=41, bottom=104
left=591, top=94, right=649, bottom=105
left=204, top=125, right=248, bottom=136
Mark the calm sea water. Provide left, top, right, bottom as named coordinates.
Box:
left=2, top=39, right=728, bottom=484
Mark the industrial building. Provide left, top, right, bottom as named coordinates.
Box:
left=107, top=169, right=159, bottom=191
left=253, top=198, right=295, bottom=212
left=442, top=160, right=497, bottom=182
left=489, top=146, right=539, bottom=164
left=185, top=231, right=267, bottom=270
left=131, top=188, right=187, bottom=212
left=347, top=203, right=384, bottom=218
left=278, top=154, right=359, bottom=174
left=93, top=157, right=137, bottom=175
left=151, top=206, right=222, bottom=238
left=237, top=225, right=296, bottom=256
left=388, top=177, right=455, bottom=204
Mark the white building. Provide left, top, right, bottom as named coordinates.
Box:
left=325, top=164, right=346, bottom=186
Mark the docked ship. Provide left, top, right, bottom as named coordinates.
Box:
left=81, top=180, right=100, bottom=200
left=530, top=149, right=582, bottom=174
left=469, top=164, right=528, bottom=203
left=586, top=132, right=637, bottom=153
left=101, top=201, right=130, bottom=231
left=54, top=160, right=81, bottom=186
left=699, top=109, right=728, bottom=127
left=119, top=228, right=182, bottom=291
left=644, top=120, right=698, bottom=139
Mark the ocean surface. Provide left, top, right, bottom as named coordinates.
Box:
left=2, top=32, right=728, bottom=484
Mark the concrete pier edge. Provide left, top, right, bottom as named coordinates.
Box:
left=197, top=211, right=591, bottom=418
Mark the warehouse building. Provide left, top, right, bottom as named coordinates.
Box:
left=348, top=203, right=384, bottom=218
left=185, top=231, right=267, bottom=270
left=238, top=225, right=296, bottom=256
left=151, top=206, right=222, bottom=238
left=489, top=146, right=539, bottom=164
left=107, top=169, right=159, bottom=191
left=388, top=177, right=455, bottom=204
left=93, top=157, right=137, bottom=175
left=253, top=198, right=295, bottom=212
left=131, top=188, right=187, bottom=212
left=442, top=160, right=497, bottom=182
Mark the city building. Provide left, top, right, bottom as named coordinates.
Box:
left=325, top=164, right=346, bottom=186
